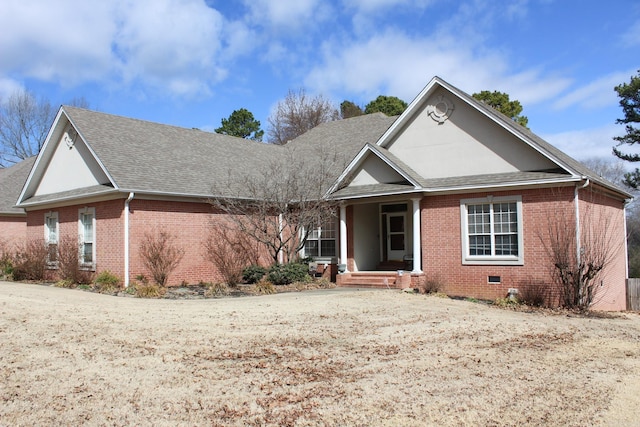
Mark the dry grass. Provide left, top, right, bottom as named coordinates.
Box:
left=1, top=282, right=639, bottom=426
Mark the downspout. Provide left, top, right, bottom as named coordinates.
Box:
left=574, top=178, right=589, bottom=306
left=124, top=192, right=135, bottom=288
left=574, top=178, right=590, bottom=265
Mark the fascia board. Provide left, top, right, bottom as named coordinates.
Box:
left=326, top=144, right=374, bottom=195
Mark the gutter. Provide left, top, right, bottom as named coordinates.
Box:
left=124, top=192, right=135, bottom=287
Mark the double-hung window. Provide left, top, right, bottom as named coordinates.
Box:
left=460, top=196, right=523, bottom=265
left=44, top=212, right=59, bottom=266
left=78, top=208, right=96, bottom=269
left=304, top=220, right=337, bottom=258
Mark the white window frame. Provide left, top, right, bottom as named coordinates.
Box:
left=78, top=207, right=96, bottom=270
left=44, top=212, right=59, bottom=267
left=460, top=195, right=523, bottom=265
left=303, top=219, right=338, bottom=259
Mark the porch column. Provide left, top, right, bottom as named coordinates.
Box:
left=411, top=197, right=422, bottom=273
left=339, top=204, right=348, bottom=272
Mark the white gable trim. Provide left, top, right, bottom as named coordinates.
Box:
left=375, top=76, right=581, bottom=179
left=327, top=144, right=422, bottom=196
left=17, top=106, right=118, bottom=206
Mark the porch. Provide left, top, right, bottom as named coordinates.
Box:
left=335, top=197, right=424, bottom=289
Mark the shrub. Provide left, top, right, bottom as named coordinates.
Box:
left=243, top=265, right=267, bottom=284
left=12, top=239, right=48, bottom=281
left=139, top=229, right=184, bottom=286
left=57, top=237, right=93, bottom=285
left=134, top=282, right=166, bottom=298
left=494, top=297, right=519, bottom=308
left=421, top=274, right=445, bottom=294
left=93, top=270, right=122, bottom=294
left=205, top=282, right=229, bottom=297
left=254, top=279, right=275, bottom=295
left=267, top=262, right=310, bottom=286
left=204, top=225, right=265, bottom=286
left=518, top=280, right=552, bottom=307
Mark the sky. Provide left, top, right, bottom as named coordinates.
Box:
left=1, top=0, right=639, bottom=162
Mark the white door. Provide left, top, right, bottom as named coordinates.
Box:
left=386, top=213, right=406, bottom=261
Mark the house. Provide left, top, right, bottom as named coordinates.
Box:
left=0, top=157, right=35, bottom=251
left=15, top=76, right=631, bottom=309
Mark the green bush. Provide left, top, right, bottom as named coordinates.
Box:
left=93, top=270, right=122, bottom=294
left=267, top=262, right=310, bottom=286
left=242, top=265, right=267, bottom=284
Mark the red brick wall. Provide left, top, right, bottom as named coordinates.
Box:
left=127, top=199, right=226, bottom=286
left=27, top=200, right=125, bottom=279
left=578, top=188, right=627, bottom=310
left=417, top=186, right=627, bottom=308
left=0, top=216, right=26, bottom=250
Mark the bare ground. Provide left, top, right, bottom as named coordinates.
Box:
left=1, top=282, right=639, bottom=427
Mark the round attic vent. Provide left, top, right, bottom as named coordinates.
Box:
left=428, top=95, right=454, bottom=123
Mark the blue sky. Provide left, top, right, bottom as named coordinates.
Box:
left=1, top=0, right=638, bottom=161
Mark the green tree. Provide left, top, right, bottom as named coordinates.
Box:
left=215, top=108, right=264, bottom=141
left=340, top=100, right=363, bottom=119
left=472, top=90, right=528, bottom=128
left=612, top=70, right=640, bottom=188
left=364, top=95, right=407, bottom=116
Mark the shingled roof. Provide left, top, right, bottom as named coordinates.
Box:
left=0, top=157, right=35, bottom=215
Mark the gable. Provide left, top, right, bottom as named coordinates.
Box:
left=383, top=87, right=558, bottom=180
left=34, top=125, right=111, bottom=196
left=349, top=154, right=410, bottom=186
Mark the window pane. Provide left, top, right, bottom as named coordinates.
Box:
left=320, top=240, right=336, bottom=256
left=304, top=240, right=318, bottom=257
left=389, top=216, right=404, bottom=233
left=469, top=235, right=491, bottom=255
left=495, top=235, right=518, bottom=256
left=321, top=221, right=336, bottom=239
left=83, top=243, right=93, bottom=263
left=390, top=234, right=405, bottom=250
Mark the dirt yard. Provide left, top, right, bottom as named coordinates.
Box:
left=1, top=282, right=639, bottom=426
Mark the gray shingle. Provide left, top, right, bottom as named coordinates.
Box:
left=0, top=157, right=35, bottom=215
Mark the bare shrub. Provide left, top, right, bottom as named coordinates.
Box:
left=203, top=224, right=262, bottom=286
left=57, top=237, right=93, bottom=285
left=518, top=279, right=553, bottom=307
left=421, top=274, right=445, bottom=294
left=12, top=239, right=48, bottom=281
left=139, top=229, right=184, bottom=286
left=540, top=188, right=620, bottom=310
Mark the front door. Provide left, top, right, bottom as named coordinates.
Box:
left=386, top=213, right=406, bottom=261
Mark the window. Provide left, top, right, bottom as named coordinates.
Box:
left=303, top=220, right=337, bottom=258
left=460, top=196, right=523, bottom=265
left=44, top=212, right=58, bottom=266
left=78, top=208, right=95, bottom=268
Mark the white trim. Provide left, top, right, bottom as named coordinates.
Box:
left=340, top=204, right=348, bottom=271
left=78, top=207, right=96, bottom=270
left=124, top=192, right=134, bottom=288
left=460, top=195, right=524, bottom=265
left=411, top=198, right=422, bottom=273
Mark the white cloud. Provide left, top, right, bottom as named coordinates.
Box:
left=553, top=71, right=636, bottom=111
left=621, top=20, right=640, bottom=47
left=0, top=0, right=232, bottom=98
left=0, top=78, right=24, bottom=100
left=543, top=124, right=627, bottom=161
left=242, top=0, right=328, bottom=32
left=305, top=30, right=570, bottom=107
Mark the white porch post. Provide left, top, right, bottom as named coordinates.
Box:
left=411, top=197, right=422, bottom=273
left=339, top=204, right=348, bottom=272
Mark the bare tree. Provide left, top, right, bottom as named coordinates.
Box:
left=540, top=189, right=621, bottom=310
left=211, top=146, right=341, bottom=264
left=267, top=89, right=338, bottom=145
left=0, top=89, right=55, bottom=166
